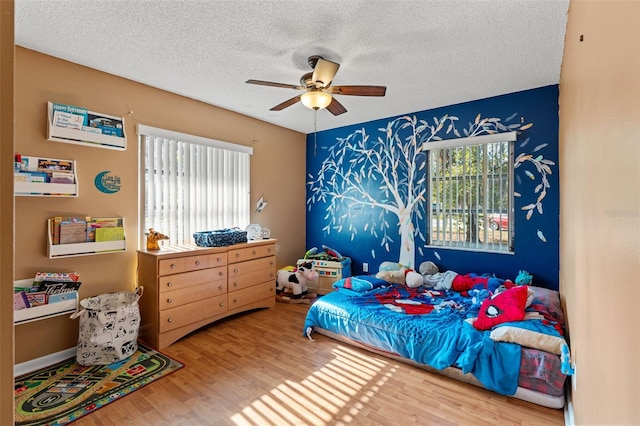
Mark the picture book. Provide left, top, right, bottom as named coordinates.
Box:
left=13, top=292, right=30, bottom=310
left=34, top=272, right=80, bottom=282
left=36, top=281, right=82, bottom=295
left=58, top=218, right=87, bottom=244
left=95, top=227, right=125, bottom=242
left=48, top=291, right=78, bottom=304
left=52, top=103, right=88, bottom=128
left=86, top=217, right=123, bottom=242
left=25, top=292, right=48, bottom=307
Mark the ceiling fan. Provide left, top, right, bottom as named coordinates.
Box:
left=246, top=55, right=386, bottom=116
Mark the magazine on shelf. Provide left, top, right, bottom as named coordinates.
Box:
left=51, top=103, right=88, bottom=129
left=36, top=281, right=82, bottom=295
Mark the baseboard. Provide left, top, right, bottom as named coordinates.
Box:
left=564, top=387, right=575, bottom=426
left=14, top=347, right=76, bottom=377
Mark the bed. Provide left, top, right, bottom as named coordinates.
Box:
left=303, top=275, right=569, bottom=409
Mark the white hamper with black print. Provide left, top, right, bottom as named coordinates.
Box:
left=71, top=287, right=143, bottom=366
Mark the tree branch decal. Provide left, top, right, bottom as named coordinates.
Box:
left=307, top=113, right=530, bottom=267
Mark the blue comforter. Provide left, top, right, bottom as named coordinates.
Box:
left=303, top=283, right=522, bottom=395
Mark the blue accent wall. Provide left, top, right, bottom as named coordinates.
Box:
left=306, top=85, right=559, bottom=289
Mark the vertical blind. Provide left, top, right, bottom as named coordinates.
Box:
left=138, top=125, right=252, bottom=246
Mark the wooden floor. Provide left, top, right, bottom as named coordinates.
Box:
left=74, top=301, right=565, bottom=426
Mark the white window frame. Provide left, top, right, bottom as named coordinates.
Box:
left=137, top=124, right=252, bottom=247
left=425, top=131, right=516, bottom=253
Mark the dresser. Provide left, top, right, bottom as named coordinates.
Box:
left=136, top=239, right=276, bottom=349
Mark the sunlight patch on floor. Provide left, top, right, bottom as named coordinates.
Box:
left=230, top=345, right=397, bottom=425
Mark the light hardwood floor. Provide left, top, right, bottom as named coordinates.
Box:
left=75, top=301, right=565, bottom=425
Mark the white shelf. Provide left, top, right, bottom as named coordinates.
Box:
left=15, top=182, right=78, bottom=197
left=47, top=102, right=126, bottom=150
left=14, top=156, right=78, bottom=197
left=47, top=218, right=126, bottom=258
left=13, top=279, right=78, bottom=325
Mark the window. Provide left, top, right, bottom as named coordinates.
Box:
left=138, top=125, right=252, bottom=246
left=426, top=132, right=516, bottom=252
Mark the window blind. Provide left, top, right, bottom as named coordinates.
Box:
left=138, top=125, right=251, bottom=246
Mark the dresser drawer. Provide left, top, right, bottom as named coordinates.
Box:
left=228, top=243, right=276, bottom=263
left=159, top=254, right=212, bottom=276
left=228, top=256, right=275, bottom=279
left=159, top=294, right=227, bottom=333
left=228, top=281, right=274, bottom=310
left=229, top=268, right=276, bottom=292
left=159, top=266, right=226, bottom=293
left=159, top=281, right=227, bottom=310
left=207, top=253, right=227, bottom=268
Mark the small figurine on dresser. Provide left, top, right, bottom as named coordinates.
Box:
left=145, top=228, right=169, bottom=250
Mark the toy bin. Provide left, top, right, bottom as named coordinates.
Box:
left=297, top=257, right=352, bottom=295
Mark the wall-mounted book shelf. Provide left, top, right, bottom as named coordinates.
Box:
left=47, top=102, right=126, bottom=150
left=47, top=218, right=126, bottom=259
left=14, top=156, right=78, bottom=197
left=14, top=279, right=78, bottom=325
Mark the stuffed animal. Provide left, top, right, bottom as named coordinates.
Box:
left=375, top=261, right=423, bottom=288
left=515, top=270, right=533, bottom=286
left=145, top=228, right=169, bottom=250
left=276, top=261, right=319, bottom=300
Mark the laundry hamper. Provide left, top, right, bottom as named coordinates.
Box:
left=70, top=287, right=143, bottom=366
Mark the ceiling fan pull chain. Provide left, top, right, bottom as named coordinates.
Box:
left=313, top=108, right=318, bottom=156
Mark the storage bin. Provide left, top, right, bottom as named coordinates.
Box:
left=193, top=228, right=247, bottom=247
left=70, top=287, right=143, bottom=366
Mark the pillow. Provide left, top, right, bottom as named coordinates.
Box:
left=490, top=325, right=566, bottom=355
left=530, top=286, right=565, bottom=327
left=332, top=276, right=387, bottom=292
left=473, top=285, right=528, bottom=331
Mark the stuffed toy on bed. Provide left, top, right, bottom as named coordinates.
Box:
left=375, top=261, right=423, bottom=288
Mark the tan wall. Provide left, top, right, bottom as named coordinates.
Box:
left=559, top=1, right=639, bottom=424
left=0, top=1, right=15, bottom=423
left=13, top=47, right=307, bottom=363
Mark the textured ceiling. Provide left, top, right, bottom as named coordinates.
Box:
left=15, top=0, right=569, bottom=135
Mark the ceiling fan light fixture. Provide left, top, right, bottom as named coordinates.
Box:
left=300, top=91, right=332, bottom=110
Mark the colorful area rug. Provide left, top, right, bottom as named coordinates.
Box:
left=15, top=343, right=184, bottom=425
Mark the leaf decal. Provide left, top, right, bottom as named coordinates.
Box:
left=525, top=170, right=535, bottom=180
left=434, top=251, right=441, bottom=260
left=526, top=209, right=534, bottom=220
left=537, top=230, right=547, bottom=243
left=519, top=123, right=533, bottom=130
left=533, top=143, right=548, bottom=152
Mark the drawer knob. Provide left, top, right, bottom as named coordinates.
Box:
left=233, top=298, right=238, bottom=303
left=195, top=260, right=201, bottom=265
left=269, top=272, right=274, bottom=277
left=167, top=298, right=173, bottom=304
left=234, top=268, right=239, bottom=273
left=219, top=302, right=224, bottom=307
left=270, top=261, right=274, bottom=265
left=167, top=282, right=173, bottom=288
left=233, top=282, right=238, bottom=287
left=235, top=253, right=240, bottom=258
left=219, top=285, right=224, bottom=290
left=252, top=250, right=257, bottom=255
left=219, top=271, right=224, bottom=276
left=167, top=318, right=174, bottom=323
left=170, top=263, right=176, bottom=269
left=217, top=257, right=222, bottom=262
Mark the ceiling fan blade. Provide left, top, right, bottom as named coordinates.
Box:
left=311, top=58, right=340, bottom=88
left=270, top=95, right=302, bottom=111
left=326, top=97, right=347, bottom=116
left=246, top=79, right=304, bottom=90
left=329, top=85, right=387, bottom=96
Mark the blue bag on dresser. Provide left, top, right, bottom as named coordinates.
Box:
left=193, top=227, right=247, bottom=247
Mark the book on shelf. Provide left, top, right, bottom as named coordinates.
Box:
left=95, top=226, right=125, bottom=242
left=86, top=217, right=123, bottom=241
left=25, top=292, right=48, bottom=307
left=51, top=103, right=88, bottom=129
left=36, top=281, right=82, bottom=295
left=34, top=271, right=80, bottom=283
left=48, top=291, right=78, bottom=304
left=59, top=220, right=87, bottom=244
left=37, top=158, right=73, bottom=172
left=13, top=292, right=30, bottom=310
left=87, top=113, right=124, bottom=137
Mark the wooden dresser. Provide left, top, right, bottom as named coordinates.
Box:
left=136, top=239, right=276, bottom=349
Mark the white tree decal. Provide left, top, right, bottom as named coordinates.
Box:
left=307, top=113, right=530, bottom=268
